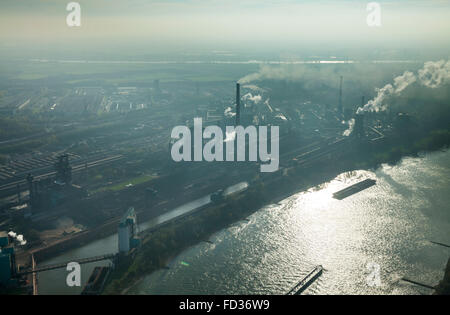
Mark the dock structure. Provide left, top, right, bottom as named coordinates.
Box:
left=17, top=253, right=116, bottom=275
left=31, top=254, right=38, bottom=295
left=429, top=241, right=450, bottom=248
left=286, top=265, right=323, bottom=295
left=401, top=277, right=435, bottom=290
left=332, top=179, right=376, bottom=200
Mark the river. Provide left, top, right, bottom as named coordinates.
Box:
left=38, top=151, right=450, bottom=295
left=36, top=182, right=248, bottom=294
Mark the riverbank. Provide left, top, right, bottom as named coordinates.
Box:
left=435, top=258, right=450, bottom=295
left=103, top=166, right=358, bottom=293
left=103, top=128, right=450, bottom=294
left=26, top=168, right=243, bottom=265
left=29, top=126, right=449, bottom=265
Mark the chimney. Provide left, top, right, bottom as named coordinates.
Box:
left=354, top=113, right=364, bottom=138
left=236, top=83, right=241, bottom=126
left=338, top=76, right=343, bottom=116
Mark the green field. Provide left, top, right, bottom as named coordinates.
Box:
left=91, top=174, right=157, bottom=194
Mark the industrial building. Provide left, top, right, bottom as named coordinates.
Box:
left=118, top=207, right=140, bottom=254
left=0, top=231, right=17, bottom=286
left=26, top=154, right=85, bottom=213
left=354, top=114, right=365, bottom=138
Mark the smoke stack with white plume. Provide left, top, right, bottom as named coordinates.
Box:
left=343, top=60, right=450, bottom=137
left=357, top=60, right=449, bottom=115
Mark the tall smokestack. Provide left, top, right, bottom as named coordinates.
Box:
left=338, top=76, right=343, bottom=117
left=354, top=113, right=364, bottom=138
left=236, top=83, right=241, bottom=126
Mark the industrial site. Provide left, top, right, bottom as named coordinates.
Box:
left=0, top=0, right=449, bottom=298
left=1, top=58, right=448, bottom=295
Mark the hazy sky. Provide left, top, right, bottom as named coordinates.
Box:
left=1, top=0, right=449, bottom=57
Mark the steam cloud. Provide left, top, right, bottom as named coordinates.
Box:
left=342, top=118, right=355, bottom=136
left=242, top=84, right=266, bottom=92
left=8, top=231, right=27, bottom=246
left=238, top=65, right=306, bottom=84
left=224, top=106, right=235, bottom=117
left=357, top=60, right=450, bottom=115
left=242, top=93, right=262, bottom=104
left=343, top=60, right=450, bottom=136
left=237, top=60, right=449, bottom=137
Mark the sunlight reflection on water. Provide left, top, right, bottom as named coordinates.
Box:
left=128, top=151, right=450, bottom=295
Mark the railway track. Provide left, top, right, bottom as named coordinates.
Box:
left=0, top=155, right=124, bottom=197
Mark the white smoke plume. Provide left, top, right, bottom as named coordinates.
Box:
left=394, top=71, right=416, bottom=93
left=242, top=84, right=266, bottom=92
left=356, top=84, right=394, bottom=114
left=238, top=65, right=305, bottom=84
left=224, top=106, right=235, bottom=117
left=342, top=118, right=355, bottom=136
left=242, top=93, right=262, bottom=104
left=237, top=60, right=449, bottom=137
left=418, top=60, right=450, bottom=88
left=342, top=60, right=450, bottom=136
left=8, top=231, right=27, bottom=246
left=357, top=60, right=450, bottom=115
